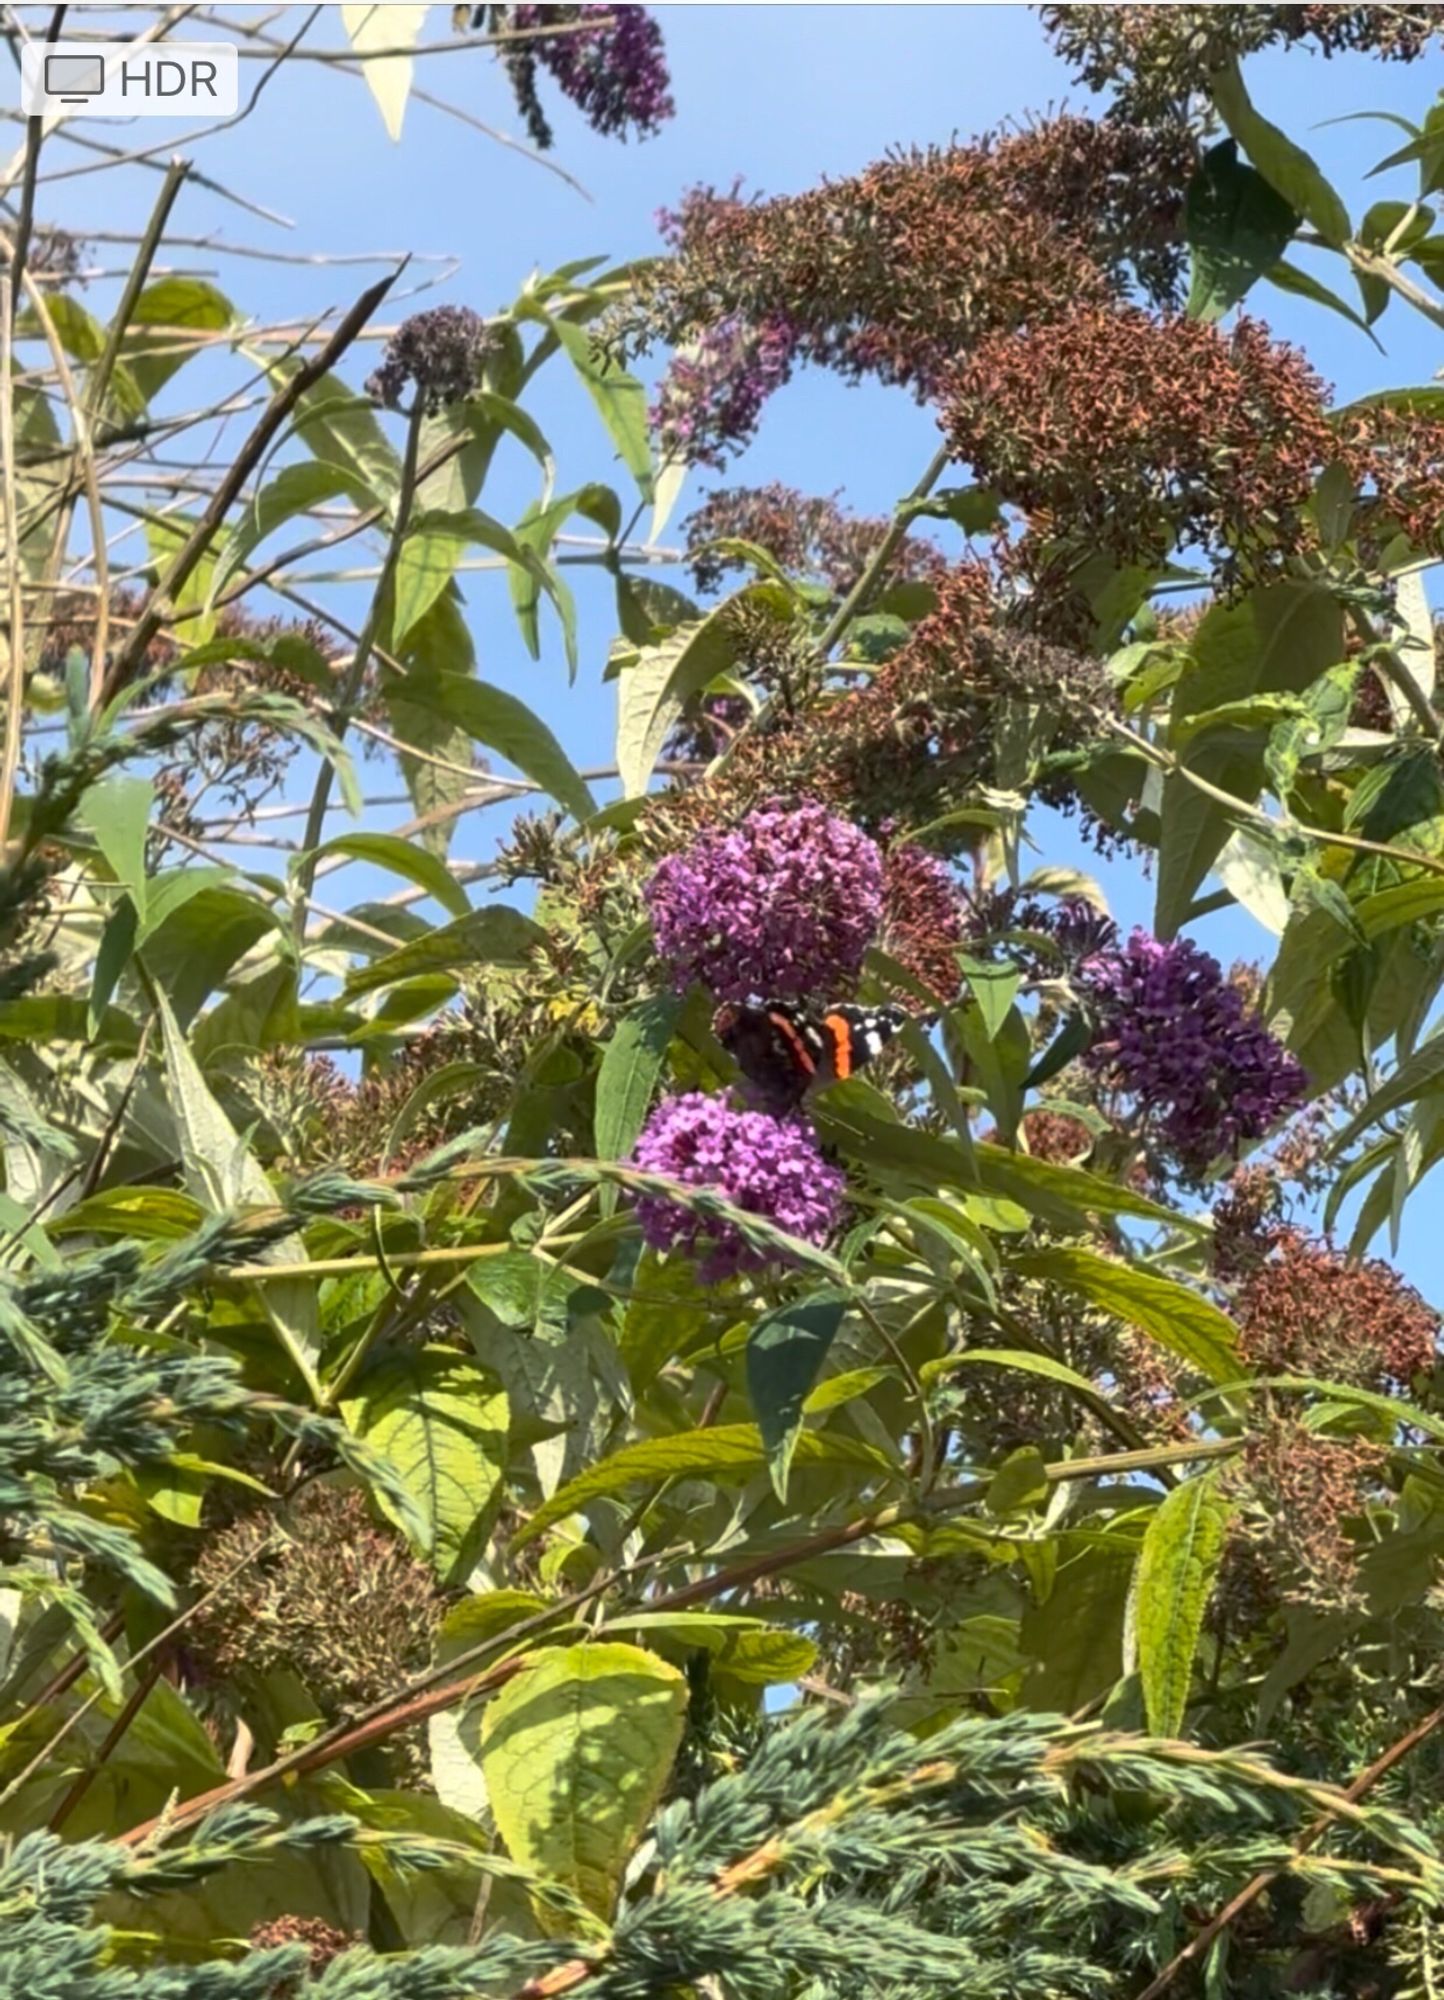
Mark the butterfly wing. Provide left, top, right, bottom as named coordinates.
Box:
left=714, top=1003, right=816, bottom=1113
left=813, top=1004, right=909, bottom=1086
left=717, top=1002, right=911, bottom=1109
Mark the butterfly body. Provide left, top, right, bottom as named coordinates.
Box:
left=715, top=1000, right=909, bottom=1114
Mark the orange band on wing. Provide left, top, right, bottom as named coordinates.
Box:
left=767, top=1009, right=817, bottom=1075
left=821, top=1013, right=852, bottom=1078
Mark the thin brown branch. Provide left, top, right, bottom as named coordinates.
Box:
left=1, top=4, right=62, bottom=298
left=99, top=265, right=399, bottom=706
left=0, top=274, right=23, bottom=855
left=47, top=1658, right=164, bottom=1833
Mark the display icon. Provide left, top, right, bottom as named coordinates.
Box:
left=43, top=53, right=105, bottom=103
left=21, top=41, right=238, bottom=116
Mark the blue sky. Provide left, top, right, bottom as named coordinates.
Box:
left=20, top=4, right=1444, bottom=1279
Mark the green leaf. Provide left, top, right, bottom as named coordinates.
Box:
left=746, top=1293, right=849, bottom=1501
left=120, top=277, right=234, bottom=402
left=140, top=885, right=279, bottom=1027
left=1157, top=581, right=1343, bottom=936
left=89, top=897, right=137, bottom=1037
left=614, top=586, right=787, bottom=796
left=594, top=994, right=678, bottom=1162
left=156, top=990, right=322, bottom=1397
left=1211, top=58, right=1351, bottom=245
left=1265, top=259, right=1382, bottom=342
left=617, top=1250, right=716, bottom=1392
left=1011, top=1247, right=1240, bottom=1384
left=988, top=1445, right=1049, bottom=1516
left=923, top=1347, right=1102, bottom=1402
left=387, top=667, right=596, bottom=824
left=392, top=507, right=557, bottom=649
left=509, top=484, right=618, bottom=664
left=601, top=1613, right=816, bottom=1685
left=212, top=461, right=374, bottom=604
left=958, top=955, right=1021, bottom=1040
left=1020, top=1535, right=1135, bottom=1713
left=78, top=775, right=152, bottom=921
left=1251, top=1375, right=1444, bottom=1447
left=315, top=831, right=470, bottom=921
left=343, top=1345, right=508, bottom=1581
left=344, top=905, right=547, bottom=997
left=550, top=318, right=654, bottom=502
left=1185, top=139, right=1298, bottom=323
left=1133, top=1470, right=1233, bottom=1735
left=902, top=485, right=1003, bottom=534
left=975, top=1142, right=1197, bottom=1232
left=814, top=1089, right=1196, bottom=1230
left=286, top=369, right=402, bottom=502
left=1331, top=1028, right=1444, bottom=1149
left=480, top=1642, right=685, bottom=1921
left=514, top=1424, right=894, bottom=1547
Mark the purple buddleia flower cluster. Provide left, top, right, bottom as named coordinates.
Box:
left=365, top=306, right=496, bottom=414
left=505, top=5, right=672, bottom=146
left=1082, top=928, right=1306, bottom=1183
left=632, top=1091, right=845, bottom=1280
left=651, top=312, right=800, bottom=468
left=645, top=801, right=885, bottom=1002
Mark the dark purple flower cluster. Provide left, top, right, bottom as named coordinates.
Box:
left=963, top=887, right=1118, bottom=980
left=506, top=5, right=672, bottom=147
left=632, top=1091, right=845, bottom=1280
left=365, top=306, right=496, bottom=414
left=645, top=801, right=884, bottom=1002
left=1082, top=929, right=1306, bottom=1182
left=651, top=313, right=800, bottom=469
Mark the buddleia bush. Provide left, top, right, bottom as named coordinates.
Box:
left=11, top=7, right=1444, bottom=1998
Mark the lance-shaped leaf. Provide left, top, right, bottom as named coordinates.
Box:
left=514, top=1423, right=894, bottom=1547
left=210, top=460, right=375, bottom=604
left=1131, top=1469, right=1233, bottom=1735
left=1211, top=58, right=1351, bottom=245
left=345, top=905, right=547, bottom=997
left=615, top=584, right=790, bottom=797
left=746, top=1293, right=849, bottom=1501
left=392, top=507, right=562, bottom=648
left=1011, top=1246, right=1240, bottom=1385
left=157, top=992, right=322, bottom=1398
left=481, top=1642, right=686, bottom=1921
left=594, top=994, right=679, bottom=1163
left=550, top=318, right=655, bottom=502
left=389, top=667, right=596, bottom=824
left=1185, top=139, right=1298, bottom=323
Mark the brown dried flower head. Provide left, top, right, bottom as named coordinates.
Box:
left=1241, top=1418, right=1387, bottom=1611
left=188, top=1484, right=442, bottom=1775
left=943, top=308, right=1339, bottom=584
left=1043, top=5, right=1442, bottom=123
left=683, top=483, right=947, bottom=598
left=1234, top=1227, right=1440, bottom=1389
left=618, top=115, right=1195, bottom=458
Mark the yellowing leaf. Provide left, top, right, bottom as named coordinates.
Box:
left=342, top=3, right=428, bottom=141
left=481, top=1642, right=686, bottom=1920
left=344, top=1345, right=508, bottom=1581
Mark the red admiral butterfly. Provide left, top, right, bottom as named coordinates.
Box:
left=714, top=1000, right=911, bottom=1114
